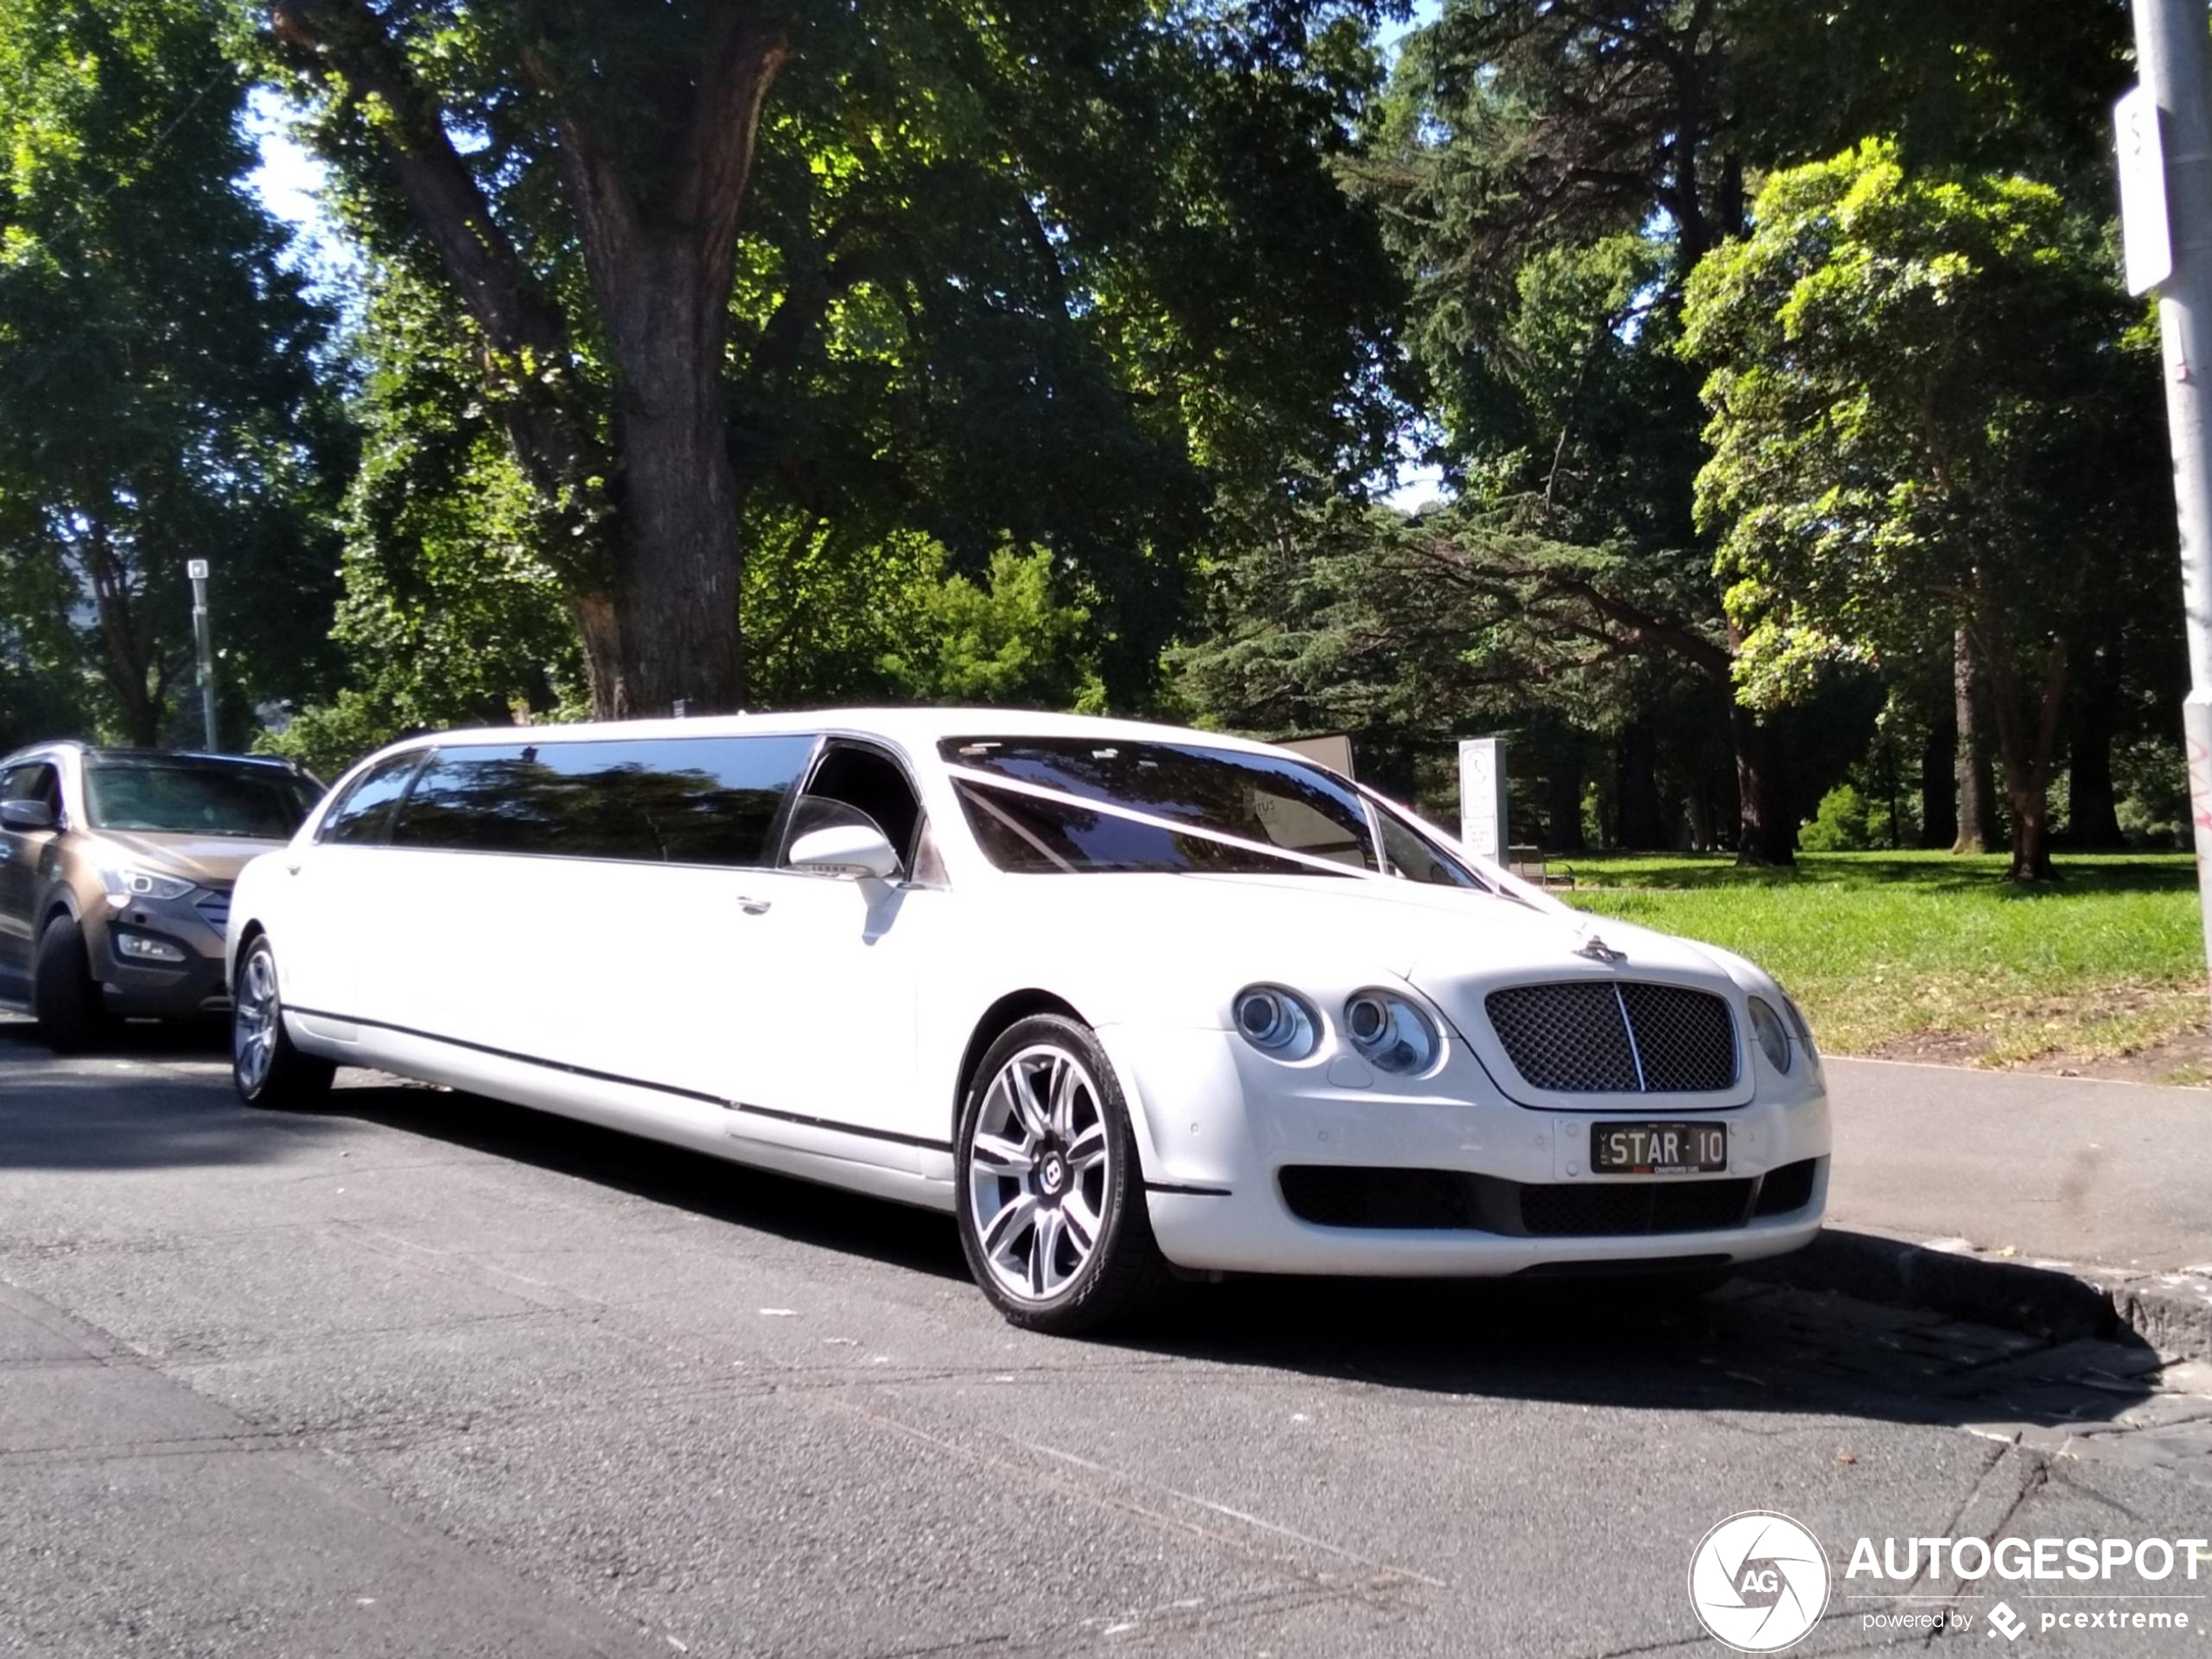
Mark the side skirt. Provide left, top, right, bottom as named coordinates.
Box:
left=286, top=1010, right=958, bottom=1215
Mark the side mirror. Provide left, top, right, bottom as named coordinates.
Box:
left=787, top=824, right=902, bottom=881
left=0, top=799, right=56, bottom=833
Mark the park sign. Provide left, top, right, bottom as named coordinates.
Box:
left=2116, top=84, right=2173, bottom=295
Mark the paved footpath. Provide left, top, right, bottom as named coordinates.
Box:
left=1822, top=1058, right=2211, bottom=1272
left=5, top=1024, right=2212, bottom=1656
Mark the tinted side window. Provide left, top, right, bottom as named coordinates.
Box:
left=1378, top=809, right=1482, bottom=888
left=320, top=752, right=428, bottom=846
left=389, top=736, right=815, bottom=867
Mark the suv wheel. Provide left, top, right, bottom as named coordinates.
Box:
left=32, top=913, right=108, bottom=1054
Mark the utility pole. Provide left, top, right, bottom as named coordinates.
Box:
left=186, top=558, right=218, bottom=752
left=2124, top=0, right=2212, bottom=1008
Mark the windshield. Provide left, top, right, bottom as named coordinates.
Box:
left=941, top=737, right=1483, bottom=885
left=84, top=762, right=320, bottom=840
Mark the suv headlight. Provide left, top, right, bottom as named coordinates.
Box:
left=1747, top=997, right=1792, bottom=1074
left=100, top=867, right=195, bottom=903
left=1344, top=990, right=1441, bottom=1076
left=1232, top=985, right=1320, bottom=1061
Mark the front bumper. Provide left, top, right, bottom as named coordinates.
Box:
left=1097, top=1024, right=1831, bottom=1278
left=91, top=897, right=231, bottom=1016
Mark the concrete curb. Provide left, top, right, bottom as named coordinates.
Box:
left=1745, top=1227, right=2212, bottom=1359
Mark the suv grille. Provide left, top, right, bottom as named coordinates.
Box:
left=1486, top=981, right=1736, bottom=1094
left=193, top=887, right=232, bottom=933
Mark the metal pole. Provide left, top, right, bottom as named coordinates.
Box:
left=186, top=559, right=217, bottom=751
left=2131, top=0, right=2212, bottom=1008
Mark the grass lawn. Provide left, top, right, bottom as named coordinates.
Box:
left=1554, top=850, right=2209, bottom=1082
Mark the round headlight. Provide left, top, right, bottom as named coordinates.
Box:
left=1344, top=990, right=1440, bottom=1076
left=1232, top=985, right=1318, bottom=1061
left=1748, top=997, right=1792, bottom=1074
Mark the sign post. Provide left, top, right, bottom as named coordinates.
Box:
left=186, top=559, right=217, bottom=752
left=2121, top=0, right=2212, bottom=1012
left=1458, top=738, right=1507, bottom=863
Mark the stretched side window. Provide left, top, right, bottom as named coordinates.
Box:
left=318, top=751, right=429, bottom=846
left=388, top=735, right=816, bottom=867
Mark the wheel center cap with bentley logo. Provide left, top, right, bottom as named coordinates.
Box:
left=1038, top=1151, right=1069, bottom=1197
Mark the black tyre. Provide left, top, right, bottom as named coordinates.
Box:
left=231, top=935, right=334, bottom=1109
left=955, top=1014, right=1175, bottom=1334
left=32, top=912, right=109, bottom=1054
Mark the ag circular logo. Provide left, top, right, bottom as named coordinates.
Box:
left=1688, top=1511, right=1831, bottom=1652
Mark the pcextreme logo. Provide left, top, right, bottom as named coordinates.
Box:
left=1688, top=1511, right=1833, bottom=1653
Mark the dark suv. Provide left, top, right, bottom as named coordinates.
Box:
left=0, top=743, right=322, bottom=1050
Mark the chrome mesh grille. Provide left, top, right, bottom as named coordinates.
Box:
left=1485, top=983, right=1639, bottom=1091
left=1485, top=981, right=1737, bottom=1095
left=1618, top=983, right=1737, bottom=1091
left=193, top=888, right=231, bottom=933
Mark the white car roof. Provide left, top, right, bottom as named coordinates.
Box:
left=389, top=708, right=1298, bottom=764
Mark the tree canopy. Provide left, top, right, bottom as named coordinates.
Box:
left=0, top=0, right=347, bottom=745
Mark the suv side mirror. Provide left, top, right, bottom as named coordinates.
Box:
left=0, top=799, right=56, bottom=833
left=788, top=824, right=902, bottom=881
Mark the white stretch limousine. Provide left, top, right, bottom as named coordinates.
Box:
left=226, top=711, right=1830, bottom=1332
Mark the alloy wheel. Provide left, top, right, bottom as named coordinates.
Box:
left=233, top=948, right=280, bottom=1094
left=965, top=1043, right=1112, bottom=1303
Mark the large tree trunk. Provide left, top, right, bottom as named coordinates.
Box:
left=1730, top=702, right=1796, bottom=867
left=1615, top=720, right=1666, bottom=848
left=270, top=3, right=786, bottom=718
left=1544, top=733, right=1586, bottom=853
left=2066, top=666, right=2124, bottom=848
left=1919, top=674, right=1958, bottom=848
left=1975, top=574, right=2074, bottom=883
left=1953, top=627, right=2000, bottom=853
left=570, top=246, right=746, bottom=715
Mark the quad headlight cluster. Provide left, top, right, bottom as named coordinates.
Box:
left=1232, top=984, right=1441, bottom=1075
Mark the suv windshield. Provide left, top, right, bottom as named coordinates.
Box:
left=84, top=761, right=319, bottom=840
left=941, top=737, right=1482, bottom=886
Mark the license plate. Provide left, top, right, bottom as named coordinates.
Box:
left=1590, top=1121, right=1727, bottom=1175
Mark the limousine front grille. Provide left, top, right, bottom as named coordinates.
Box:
left=1485, top=981, right=1736, bottom=1094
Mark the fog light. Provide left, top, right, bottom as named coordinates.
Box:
left=116, top=932, right=186, bottom=964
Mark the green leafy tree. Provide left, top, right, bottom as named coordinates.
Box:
left=0, top=0, right=348, bottom=747
left=1681, top=140, right=2167, bottom=880
left=261, top=0, right=1408, bottom=718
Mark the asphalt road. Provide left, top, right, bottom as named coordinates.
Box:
left=4, top=1018, right=2211, bottom=1658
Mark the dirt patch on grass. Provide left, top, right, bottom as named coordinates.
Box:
left=1863, top=986, right=2212, bottom=1087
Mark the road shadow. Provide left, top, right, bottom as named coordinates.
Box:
left=0, top=1028, right=2161, bottom=1437
left=317, top=1082, right=2162, bottom=1440
left=321, top=1081, right=972, bottom=1285
left=0, top=1042, right=347, bottom=1174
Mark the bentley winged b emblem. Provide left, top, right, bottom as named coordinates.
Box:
left=1575, top=933, right=1628, bottom=964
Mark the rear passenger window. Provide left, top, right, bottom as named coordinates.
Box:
left=388, top=735, right=816, bottom=867
left=319, top=751, right=428, bottom=845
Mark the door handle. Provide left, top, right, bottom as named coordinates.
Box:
left=736, top=895, right=772, bottom=915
